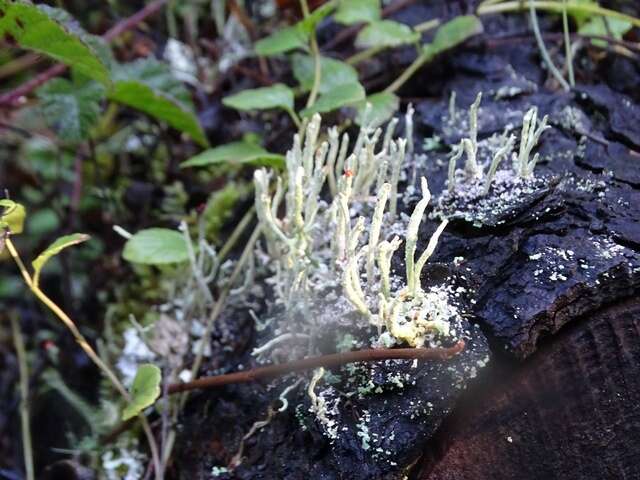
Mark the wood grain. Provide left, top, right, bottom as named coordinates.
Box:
left=417, top=298, right=640, bottom=480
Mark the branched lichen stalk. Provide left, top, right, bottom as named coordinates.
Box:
left=413, top=219, right=448, bottom=291
left=383, top=117, right=399, bottom=153
left=366, top=183, right=391, bottom=288
left=517, top=107, right=549, bottom=178
left=405, top=104, right=415, bottom=154
left=464, top=92, right=483, bottom=177
left=326, top=127, right=340, bottom=196
left=448, top=91, right=457, bottom=123
left=483, top=134, right=516, bottom=194
left=447, top=143, right=464, bottom=194
left=389, top=139, right=406, bottom=218
left=405, top=177, right=431, bottom=295
left=377, top=236, right=402, bottom=300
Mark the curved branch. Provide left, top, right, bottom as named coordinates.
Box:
left=168, top=340, right=465, bottom=394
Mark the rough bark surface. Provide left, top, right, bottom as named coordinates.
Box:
left=418, top=298, right=640, bottom=480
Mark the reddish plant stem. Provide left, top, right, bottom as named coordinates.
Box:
left=102, top=0, right=168, bottom=42
left=0, top=63, right=67, bottom=108
left=168, top=340, right=465, bottom=394
left=0, top=0, right=168, bottom=108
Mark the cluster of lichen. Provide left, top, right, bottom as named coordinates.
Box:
left=430, top=92, right=553, bottom=229
left=446, top=92, right=549, bottom=196
left=253, top=109, right=456, bottom=350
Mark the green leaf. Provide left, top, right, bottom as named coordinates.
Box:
left=32, top=233, right=89, bottom=285
left=300, top=81, right=366, bottom=117
left=335, top=0, right=381, bottom=25
left=122, top=364, right=161, bottom=421
left=109, top=81, right=207, bottom=146
left=566, top=0, right=600, bottom=26
left=113, top=58, right=192, bottom=106
left=355, top=20, right=420, bottom=49
left=108, top=60, right=208, bottom=147
left=181, top=142, right=285, bottom=169
left=255, top=25, right=308, bottom=56
left=0, top=200, right=26, bottom=235
left=0, top=1, right=110, bottom=84
left=36, top=75, right=105, bottom=143
left=291, top=54, right=359, bottom=94
left=579, top=16, right=632, bottom=47
left=299, top=2, right=336, bottom=34
left=254, top=3, right=335, bottom=56
left=122, top=228, right=189, bottom=265
left=222, top=84, right=294, bottom=112
left=423, top=15, right=483, bottom=58
left=355, top=92, right=399, bottom=128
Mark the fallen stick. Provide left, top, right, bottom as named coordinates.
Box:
left=168, top=340, right=465, bottom=394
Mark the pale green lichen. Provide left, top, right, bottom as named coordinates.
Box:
left=483, top=133, right=516, bottom=194
left=253, top=109, right=460, bottom=355
left=516, top=106, right=550, bottom=179
left=446, top=95, right=549, bottom=200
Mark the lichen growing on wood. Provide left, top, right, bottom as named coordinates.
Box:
left=253, top=112, right=459, bottom=351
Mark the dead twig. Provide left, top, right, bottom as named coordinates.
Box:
left=168, top=340, right=465, bottom=394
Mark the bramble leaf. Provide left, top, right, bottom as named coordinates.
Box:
left=122, top=228, right=189, bottom=265
left=108, top=59, right=208, bottom=147
left=36, top=75, right=105, bottom=143
left=181, top=142, right=285, bottom=169
left=112, top=58, right=191, bottom=105
left=32, top=233, right=90, bottom=286
left=0, top=1, right=110, bottom=84
left=299, top=2, right=336, bottom=34
left=122, top=364, right=161, bottom=421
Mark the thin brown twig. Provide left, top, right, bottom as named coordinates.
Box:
left=0, top=53, right=41, bottom=80
left=0, top=0, right=168, bottom=108
left=168, top=340, right=465, bottom=394
left=102, top=0, right=168, bottom=42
